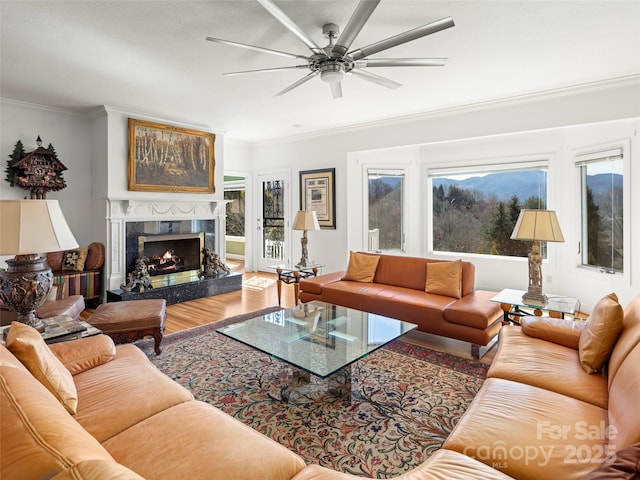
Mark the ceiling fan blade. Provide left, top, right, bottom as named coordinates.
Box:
left=275, top=72, right=317, bottom=96
left=332, top=0, right=381, bottom=57
left=349, top=16, right=455, bottom=61
left=355, top=58, right=447, bottom=67
left=256, top=0, right=327, bottom=56
left=223, top=65, right=309, bottom=76
left=330, top=81, right=343, bottom=99
left=350, top=69, right=402, bottom=89
left=205, top=37, right=308, bottom=60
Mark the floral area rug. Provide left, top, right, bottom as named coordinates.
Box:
left=138, top=308, right=487, bottom=478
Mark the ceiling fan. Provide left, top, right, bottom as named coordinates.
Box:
left=206, top=0, right=454, bottom=99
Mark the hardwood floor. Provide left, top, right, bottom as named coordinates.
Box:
left=83, top=259, right=495, bottom=363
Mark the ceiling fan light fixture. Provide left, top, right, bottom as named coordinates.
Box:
left=319, top=62, right=345, bottom=83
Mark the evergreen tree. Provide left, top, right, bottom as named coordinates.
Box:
left=5, top=140, right=25, bottom=186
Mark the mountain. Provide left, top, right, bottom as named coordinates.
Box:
left=433, top=171, right=622, bottom=202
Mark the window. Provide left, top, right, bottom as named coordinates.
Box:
left=429, top=162, right=548, bottom=257
left=577, top=149, right=623, bottom=273
left=368, top=171, right=404, bottom=252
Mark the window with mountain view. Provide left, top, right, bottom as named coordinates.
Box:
left=577, top=150, right=623, bottom=273
left=430, top=164, right=548, bottom=257
left=368, top=171, right=404, bottom=252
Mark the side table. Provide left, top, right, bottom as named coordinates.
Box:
left=491, top=289, right=579, bottom=325
left=1, top=315, right=102, bottom=345
left=271, top=264, right=322, bottom=306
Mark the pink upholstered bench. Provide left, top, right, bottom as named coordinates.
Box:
left=87, top=299, right=166, bottom=355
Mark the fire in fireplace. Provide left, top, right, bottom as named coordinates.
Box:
left=138, top=233, right=203, bottom=277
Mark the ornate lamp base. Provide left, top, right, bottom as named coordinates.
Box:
left=522, top=240, right=547, bottom=306
left=295, top=231, right=310, bottom=268
left=0, top=254, right=53, bottom=332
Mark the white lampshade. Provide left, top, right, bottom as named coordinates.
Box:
left=292, top=210, right=320, bottom=231
left=511, top=209, right=564, bottom=243
left=0, top=200, right=79, bottom=255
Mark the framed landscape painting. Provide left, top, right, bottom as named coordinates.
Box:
left=128, top=118, right=215, bottom=193
left=300, top=168, right=336, bottom=229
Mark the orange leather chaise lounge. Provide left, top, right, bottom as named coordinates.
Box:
left=299, top=252, right=503, bottom=358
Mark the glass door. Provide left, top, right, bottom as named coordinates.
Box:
left=257, top=173, right=289, bottom=271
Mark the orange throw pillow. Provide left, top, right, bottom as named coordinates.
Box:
left=425, top=260, right=462, bottom=299
left=578, top=292, right=624, bottom=374
left=341, top=251, right=380, bottom=283
left=6, top=321, right=78, bottom=414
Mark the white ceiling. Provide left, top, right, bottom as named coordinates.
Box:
left=2, top=1, right=639, bottom=143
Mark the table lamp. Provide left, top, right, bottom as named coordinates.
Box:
left=0, top=200, right=78, bottom=331
left=292, top=210, right=320, bottom=268
left=510, top=209, right=564, bottom=305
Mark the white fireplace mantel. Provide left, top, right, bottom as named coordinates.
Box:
left=107, top=198, right=229, bottom=221
left=105, top=198, right=230, bottom=291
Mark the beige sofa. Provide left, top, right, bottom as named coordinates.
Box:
left=2, top=293, right=639, bottom=479
left=300, top=253, right=503, bottom=358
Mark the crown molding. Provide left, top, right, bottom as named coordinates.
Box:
left=253, top=74, right=640, bottom=146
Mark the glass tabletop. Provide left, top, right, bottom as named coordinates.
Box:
left=217, top=301, right=417, bottom=378
left=491, top=289, right=578, bottom=315
left=269, top=263, right=323, bottom=273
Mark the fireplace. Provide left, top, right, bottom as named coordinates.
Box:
left=139, top=233, right=204, bottom=277
left=125, top=219, right=215, bottom=287
left=106, top=199, right=241, bottom=302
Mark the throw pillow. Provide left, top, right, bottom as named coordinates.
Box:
left=341, top=251, right=380, bottom=283
left=5, top=321, right=78, bottom=414
left=61, top=248, right=88, bottom=271
left=425, top=260, right=462, bottom=299
left=578, top=292, right=624, bottom=374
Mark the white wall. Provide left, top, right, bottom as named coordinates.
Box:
left=251, top=80, right=640, bottom=311
left=0, top=99, right=92, bottom=246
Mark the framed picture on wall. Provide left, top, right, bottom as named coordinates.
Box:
left=300, top=168, right=336, bottom=229
left=128, top=118, right=216, bottom=193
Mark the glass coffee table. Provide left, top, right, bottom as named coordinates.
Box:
left=217, top=301, right=417, bottom=401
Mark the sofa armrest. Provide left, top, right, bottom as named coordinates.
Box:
left=299, top=271, right=345, bottom=295
left=520, top=315, right=585, bottom=349
left=49, top=335, right=116, bottom=375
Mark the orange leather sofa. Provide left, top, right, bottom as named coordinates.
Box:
left=3, top=295, right=638, bottom=479
left=299, top=253, right=503, bottom=358
left=292, top=293, right=640, bottom=479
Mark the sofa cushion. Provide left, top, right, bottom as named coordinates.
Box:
left=341, top=251, right=380, bottom=282
left=6, top=321, right=78, bottom=414
left=426, top=259, right=462, bottom=299
left=49, top=335, right=116, bottom=375
left=51, top=460, right=146, bottom=480
left=607, top=343, right=640, bottom=450
left=292, top=450, right=516, bottom=479
left=521, top=315, right=585, bottom=349
left=103, top=400, right=306, bottom=480
left=583, top=443, right=640, bottom=479
left=62, top=248, right=88, bottom=271
left=443, top=290, right=502, bottom=329
left=487, top=326, right=609, bottom=408
left=373, top=254, right=429, bottom=290
left=579, top=292, right=623, bottom=374
left=1, top=348, right=114, bottom=480
left=444, top=377, right=608, bottom=480
left=72, top=344, right=193, bottom=442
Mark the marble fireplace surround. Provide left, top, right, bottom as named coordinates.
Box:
left=106, top=198, right=226, bottom=292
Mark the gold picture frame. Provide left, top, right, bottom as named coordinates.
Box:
left=128, top=118, right=215, bottom=193
left=300, top=168, right=336, bottom=229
